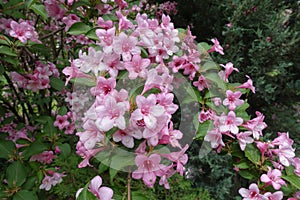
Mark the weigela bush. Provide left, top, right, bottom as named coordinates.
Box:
left=0, top=0, right=299, bottom=200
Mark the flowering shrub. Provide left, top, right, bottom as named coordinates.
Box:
left=0, top=0, right=299, bottom=200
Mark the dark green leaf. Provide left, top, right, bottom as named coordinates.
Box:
left=244, top=144, right=261, bottom=165
left=0, top=46, right=17, bottom=56
left=58, top=106, right=68, bottom=115
left=0, top=140, right=15, bottom=160
left=110, top=149, right=135, bottom=171
left=70, top=77, right=96, bottom=87
left=86, top=29, right=99, bottom=41
left=238, top=170, right=256, bottom=180
left=67, top=22, right=91, bottom=35
left=50, top=77, right=65, bottom=91
left=57, top=143, right=71, bottom=158
left=22, top=176, right=37, bottom=190
left=21, top=141, right=48, bottom=160
left=194, top=120, right=214, bottom=139
left=131, top=191, right=148, bottom=200
left=0, top=35, right=12, bottom=46
left=6, top=161, right=27, bottom=187
left=30, top=4, right=48, bottom=20
left=282, top=174, right=300, bottom=190
left=109, top=167, right=118, bottom=183
left=13, top=190, right=38, bottom=200
left=235, top=162, right=250, bottom=169
left=77, top=182, right=97, bottom=200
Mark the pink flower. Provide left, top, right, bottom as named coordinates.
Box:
left=77, top=120, right=104, bottom=150
left=223, top=90, right=244, bottom=110
left=96, top=27, right=115, bottom=52
left=207, top=38, right=224, bottom=55
left=243, top=111, right=267, bottom=140
left=97, top=17, right=113, bottom=29
left=30, top=151, right=56, bottom=164
left=193, top=75, right=209, bottom=91
left=263, top=191, right=283, bottom=200
left=219, top=62, right=239, bottom=80
left=62, top=62, right=92, bottom=86
left=90, top=77, right=116, bottom=96
left=236, top=131, right=254, bottom=151
left=219, top=111, right=243, bottom=134
left=9, top=20, right=40, bottom=43
left=112, top=127, right=142, bottom=148
left=161, top=144, right=189, bottom=176
left=62, top=14, right=80, bottom=31
left=54, top=115, right=70, bottom=130
left=204, top=128, right=225, bottom=149
left=237, top=75, right=256, bottom=93
left=132, top=154, right=166, bottom=188
left=293, top=157, right=300, bottom=177
left=95, top=95, right=129, bottom=131
left=73, top=47, right=107, bottom=75
left=89, top=176, right=114, bottom=200
left=113, top=32, right=140, bottom=61
left=124, top=54, right=150, bottom=79
left=238, top=183, right=265, bottom=200
left=116, top=11, right=134, bottom=32
left=44, top=0, right=65, bottom=20
left=260, top=167, right=286, bottom=190
left=131, top=94, right=165, bottom=131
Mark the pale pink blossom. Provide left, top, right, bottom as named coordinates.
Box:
left=223, top=90, right=244, bottom=110
left=193, top=75, right=209, bottom=91
left=9, top=20, right=40, bottom=43
left=112, top=127, right=142, bottom=148
left=237, top=75, right=256, bottom=93
left=204, top=128, right=225, bottom=149
left=236, top=131, right=254, bottom=151
left=62, top=14, right=80, bottom=31
left=219, top=62, right=239, bottom=80
left=263, top=191, right=283, bottom=200
left=44, top=0, right=65, bottom=20
left=293, top=157, right=300, bottom=177
left=124, top=54, right=150, bottom=79
left=207, top=38, right=224, bottom=55
left=113, top=32, right=140, bottom=61
left=161, top=144, right=189, bottom=176
left=30, top=151, right=56, bottom=164
left=132, top=154, right=166, bottom=188
left=219, top=111, right=243, bottom=134
left=239, top=183, right=265, bottom=200
left=260, top=167, right=286, bottom=190
left=62, top=62, right=92, bottom=86
left=243, top=111, right=267, bottom=140
left=54, top=115, right=70, bottom=130
left=89, top=176, right=113, bottom=200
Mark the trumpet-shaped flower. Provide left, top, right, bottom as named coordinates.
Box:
left=260, top=167, right=286, bottom=190
left=223, top=90, right=244, bottom=110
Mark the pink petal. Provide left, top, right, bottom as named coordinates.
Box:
left=98, top=186, right=114, bottom=200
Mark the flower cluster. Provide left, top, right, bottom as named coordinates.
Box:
left=11, top=61, right=59, bottom=92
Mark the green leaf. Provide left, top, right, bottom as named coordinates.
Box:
left=21, top=141, right=48, bottom=160
left=0, top=35, right=12, bottom=46
left=70, top=77, right=96, bottom=87
left=109, top=167, right=118, bottom=183
left=6, top=161, right=27, bottom=187
left=235, top=161, right=250, bottom=169
left=204, top=71, right=226, bottom=91
left=198, top=42, right=211, bottom=51
left=238, top=170, right=256, bottom=180
left=2, top=56, right=19, bottom=66
left=77, top=182, right=97, bottom=200
left=58, top=106, right=68, bottom=115
left=30, top=3, right=48, bottom=20
left=282, top=174, right=300, bottom=190
left=0, top=140, right=15, bottom=159
left=22, top=176, right=37, bottom=190
left=86, top=29, right=99, bottom=40
left=50, top=77, right=65, bottom=91
left=131, top=191, right=148, bottom=200
left=67, top=22, right=91, bottom=35
left=57, top=143, right=71, bottom=158
left=0, top=46, right=17, bottom=56
left=194, top=120, right=214, bottom=139
left=13, top=190, right=38, bottom=200
left=98, top=161, right=109, bottom=174
left=201, top=60, right=219, bottom=72
left=244, top=144, right=261, bottom=165
left=110, top=149, right=135, bottom=171
left=285, top=165, right=295, bottom=176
